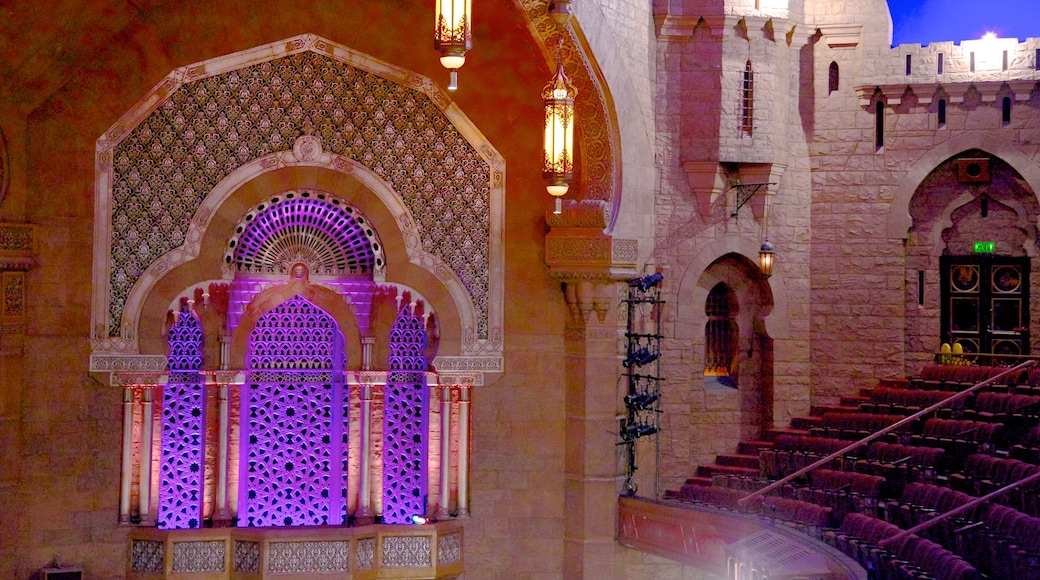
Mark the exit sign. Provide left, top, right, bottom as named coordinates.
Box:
left=974, top=241, right=995, bottom=253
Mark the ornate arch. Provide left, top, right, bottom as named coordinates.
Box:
left=228, top=277, right=363, bottom=371
left=887, top=133, right=1040, bottom=238
left=90, top=34, right=504, bottom=376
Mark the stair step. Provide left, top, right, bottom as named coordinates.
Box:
left=696, top=464, right=760, bottom=478
left=737, top=440, right=774, bottom=455
left=840, top=396, right=871, bottom=407
left=683, top=476, right=713, bottom=487
left=810, top=404, right=860, bottom=416
left=716, top=453, right=761, bottom=469
left=790, top=416, right=823, bottom=430
left=764, top=427, right=810, bottom=441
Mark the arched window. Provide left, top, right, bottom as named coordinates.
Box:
left=740, top=60, right=754, bottom=137
left=704, top=283, right=738, bottom=377
left=828, top=61, right=839, bottom=94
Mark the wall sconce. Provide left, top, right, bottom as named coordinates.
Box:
left=435, top=0, right=472, bottom=90
left=543, top=39, right=577, bottom=214
left=759, top=239, right=775, bottom=278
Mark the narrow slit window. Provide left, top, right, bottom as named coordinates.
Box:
left=938, top=99, right=947, bottom=127
left=938, top=53, right=944, bottom=75
left=1002, top=96, right=1012, bottom=126
left=875, top=101, right=885, bottom=150
left=1035, top=48, right=1040, bottom=70
left=970, top=52, right=976, bottom=73
left=828, top=61, right=839, bottom=94
left=740, top=60, right=754, bottom=137
left=1003, top=50, right=1009, bottom=71
left=905, top=54, right=912, bottom=76
left=918, top=270, right=925, bottom=306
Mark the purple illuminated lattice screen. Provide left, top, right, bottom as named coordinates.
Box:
left=158, top=311, right=205, bottom=529
left=239, top=295, right=348, bottom=527
left=382, top=305, right=429, bottom=524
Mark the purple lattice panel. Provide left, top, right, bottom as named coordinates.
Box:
left=383, top=307, right=429, bottom=524
left=241, top=381, right=335, bottom=527
left=241, top=295, right=347, bottom=527
left=158, top=312, right=205, bottom=529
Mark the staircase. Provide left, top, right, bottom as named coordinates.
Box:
left=682, top=393, right=872, bottom=489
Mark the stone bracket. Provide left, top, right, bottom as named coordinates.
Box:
left=683, top=163, right=784, bottom=219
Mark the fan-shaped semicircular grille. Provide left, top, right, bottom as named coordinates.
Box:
left=227, top=191, right=383, bottom=276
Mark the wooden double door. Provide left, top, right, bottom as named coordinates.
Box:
left=941, top=255, right=1030, bottom=356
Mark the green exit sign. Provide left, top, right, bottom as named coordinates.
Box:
left=974, top=241, right=995, bottom=253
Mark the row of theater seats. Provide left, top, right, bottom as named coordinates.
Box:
left=670, top=366, right=1040, bottom=578
left=861, top=387, right=1040, bottom=426
left=810, top=413, right=1008, bottom=460
left=824, top=513, right=978, bottom=580
left=760, top=435, right=943, bottom=495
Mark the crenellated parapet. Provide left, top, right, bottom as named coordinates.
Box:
left=856, top=36, right=1040, bottom=108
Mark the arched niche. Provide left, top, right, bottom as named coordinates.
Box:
left=888, top=134, right=1040, bottom=238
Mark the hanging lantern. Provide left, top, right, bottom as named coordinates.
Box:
left=435, top=0, right=472, bottom=90
left=543, top=41, right=577, bottom=214
left=759, top=239, right=775, bottom=278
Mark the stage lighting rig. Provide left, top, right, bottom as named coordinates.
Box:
left=628, top=272, right=663, bottom=291
left=623, top=347, right=659, bottom=368
left=620, top=420, right=659, bottom=441
left=624, top=391, right=660, bottom=411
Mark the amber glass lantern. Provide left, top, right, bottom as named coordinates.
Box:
left=542, top=45, right=577, bottom=214
left=759, top=239, right=775, bottom=278
left=435, top=0, right=472, bottom=90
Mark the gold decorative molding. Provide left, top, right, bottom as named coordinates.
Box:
left=545, top=200, right=637, bottom=321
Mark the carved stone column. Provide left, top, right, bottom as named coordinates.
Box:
left=546, top=201, right=637, bottom=580
left=0, top=223, right=35, bottom=502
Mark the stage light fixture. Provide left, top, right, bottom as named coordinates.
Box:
left=410, top=514, right=429, bottom=525
left=628, top=272, right=663, bottom=291
left=623, top=347, right=659, bottom=368
left=624, top=391, right=659, bottom=411
left=620, top=421, right=659, bottom=440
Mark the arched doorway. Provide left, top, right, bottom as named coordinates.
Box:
left=904, top=150, right=1039, bottom=365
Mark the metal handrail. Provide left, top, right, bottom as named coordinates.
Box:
left=877, top=469, right=1040, bottom=547
left=737, top=360, right=1036, bottom=506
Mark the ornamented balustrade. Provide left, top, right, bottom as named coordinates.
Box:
left=127, top=522, right=463, bottom=579
left=114, top=370, right=473, bottom=527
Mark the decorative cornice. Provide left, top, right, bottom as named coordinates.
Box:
left=545, top=200, right=638, bottom=283
left=91, top=354, right=167, bottom=373
left=817, top=24, right=862, bottom=48
left=856, top=80, right=1038, bottom=108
